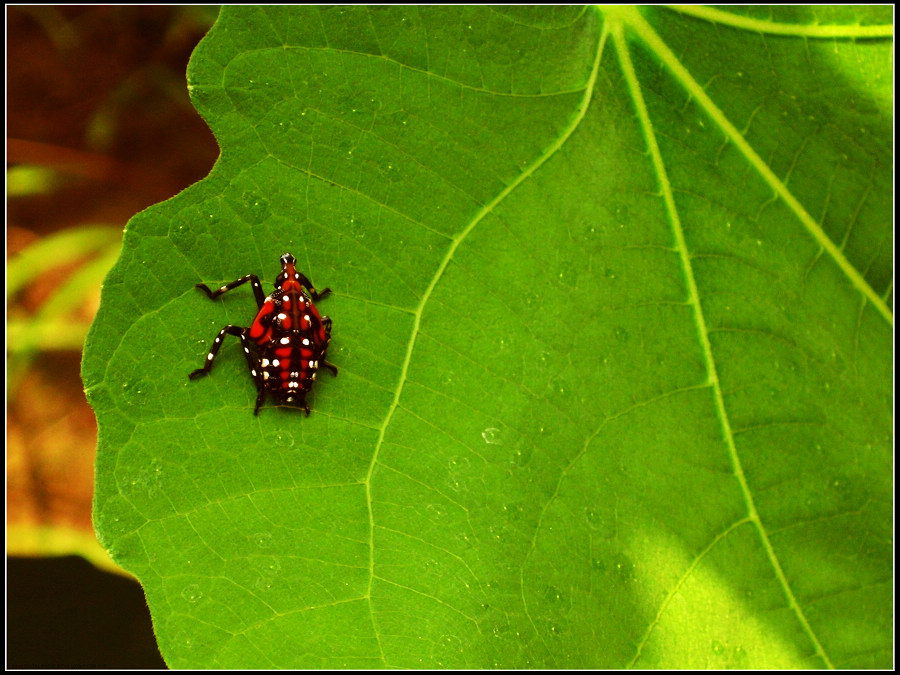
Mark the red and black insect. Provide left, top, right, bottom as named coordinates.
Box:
left=189, top=253, right=337, bottom=415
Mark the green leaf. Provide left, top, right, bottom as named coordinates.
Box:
left=85, top=6, right=893, bottom=669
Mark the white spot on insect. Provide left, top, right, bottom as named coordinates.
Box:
left=304, top=314, right=311, bottom=323
left=277, top=313, right=287, bottom=321
left=282, top=295, right=289, bottom=302
left=291, top=371, right=299, bottom=378
left=271, top=359, right=280, bottom=367
left=261, top=358, right=269, bottom=367
left=251, top=369, right=257, bottom=376
left=280, top=337, right=291, bottom=345
left=263, top=372, right=270, bottom=380
left=289, top=381, right=299, bottom=388
left=207, top=353, right=214, bottom=361
left=302, top=338, right=310, bottom=346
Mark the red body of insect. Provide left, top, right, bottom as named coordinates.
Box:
left=189, top=253, right=337, bottom=415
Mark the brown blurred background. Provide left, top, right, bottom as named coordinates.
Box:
left=7, top=6, right=220, bottom=667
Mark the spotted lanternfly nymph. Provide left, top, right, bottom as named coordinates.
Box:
left=189, top=253, right=337, bottom=415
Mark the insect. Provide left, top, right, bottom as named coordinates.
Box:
left=189, top=253, right=337, bottom=415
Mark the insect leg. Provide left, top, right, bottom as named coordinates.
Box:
left=297, top=272, right=331, bottom=302
left=190, top=325, right=264, bottom=390
left=195, top=274, right=266, bottom=308
left=319, top=315, right=338, bottom=376
left=253, top=387, right=266, bottom=416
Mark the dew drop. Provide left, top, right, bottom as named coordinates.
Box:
left=181, top=584, right=203, bottom=603
left=253, top=532, right=273, bottom=548
left=482, top=427, right=502, bottom=445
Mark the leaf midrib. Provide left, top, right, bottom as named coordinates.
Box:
left=360, top=11, right=609, bottom=663
left=629, top=7, right=892, bottom=325
left=615, top=7, right=839, bottom=667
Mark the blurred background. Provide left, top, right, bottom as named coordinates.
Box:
left=7, top=6, right=220, bottom=667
